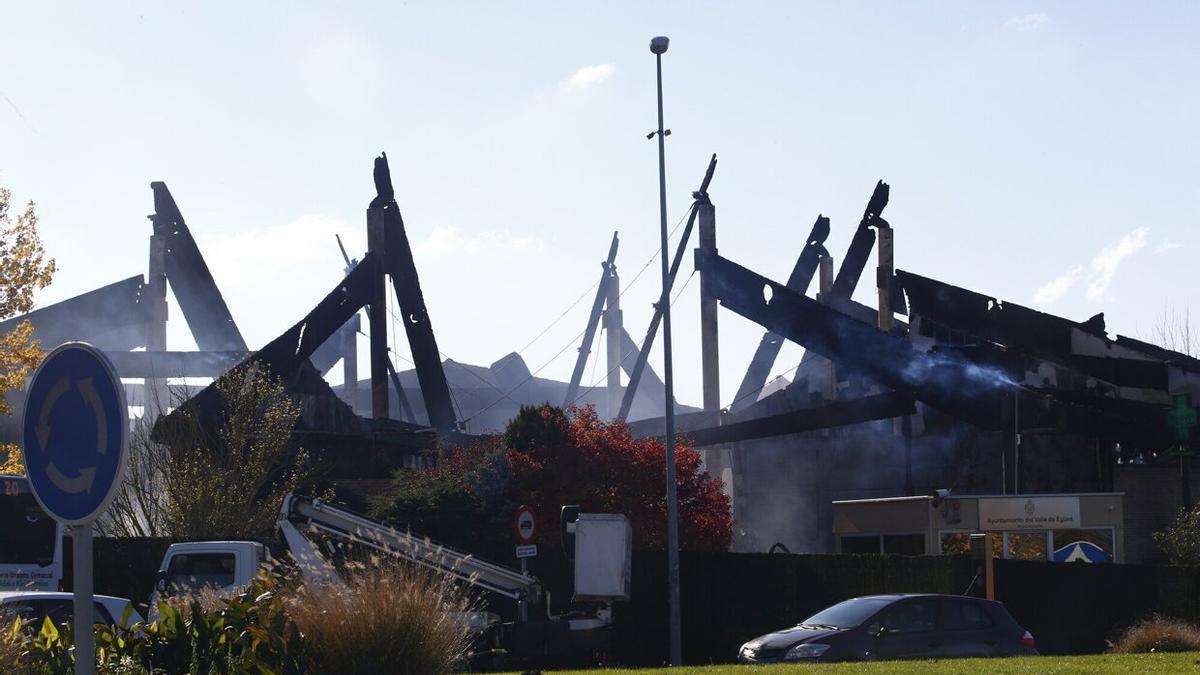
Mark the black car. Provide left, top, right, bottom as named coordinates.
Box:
left=738, top=593, right=1037, bottom=663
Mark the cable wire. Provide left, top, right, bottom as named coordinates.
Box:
left=461, top=201, right=696, bottom=424
left=725, top=359, right=806, bottom=411
left=570, top=269, right=698, bottom=407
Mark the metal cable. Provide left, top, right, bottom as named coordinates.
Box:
left=461, top=203, right=694, bottom=424
left=570, top=269, right=698, bottom=407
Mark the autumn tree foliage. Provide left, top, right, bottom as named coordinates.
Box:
left=371, top=404, right=732, bottom=552
left=99, top=364, right=324, bottom=540
left=0, top=186, right=56, bottom=475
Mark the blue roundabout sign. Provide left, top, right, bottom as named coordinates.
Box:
left=21, top=342, right=127, bottom=525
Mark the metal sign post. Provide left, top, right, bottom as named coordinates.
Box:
left=22, top=343, right=128, bottom=675
left=513, top=506, right=538, bottom=622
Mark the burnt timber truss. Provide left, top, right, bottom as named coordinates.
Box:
left=612, top=159, right=1194, bottom=516
left=156, top=153, right=460, bottom=443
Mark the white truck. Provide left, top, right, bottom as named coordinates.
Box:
left=151, top=494, right=632, bottom=666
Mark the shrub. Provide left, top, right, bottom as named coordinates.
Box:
left=1154, top=506, right=1200, bottom=565
left=287, top=560, right=475, bottom=675
left=1110, top=615, right=1200, bottom=653
left=99, top=362, right=326, bottom=540
left=8, top=561, right=475, bottom=673
left=1, top=618, right=31, bottom=672
left=372, top=403, right=733, bottom=552
left=5, top=574, right=305, bottom=674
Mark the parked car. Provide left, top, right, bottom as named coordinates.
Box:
left=738, top=593, right=1037, bottom=663
left=0, top=592, right=144, bottom=629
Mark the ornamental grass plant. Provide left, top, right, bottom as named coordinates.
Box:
left=286, top=558, right=477, bottom=675
left=1109, top=614, right=1200, bottom=653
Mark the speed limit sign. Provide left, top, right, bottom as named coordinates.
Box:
left=513, top=505, right=538, bottom=544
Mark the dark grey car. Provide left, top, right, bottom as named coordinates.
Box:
left=738, top=593, right=1038, bottom=663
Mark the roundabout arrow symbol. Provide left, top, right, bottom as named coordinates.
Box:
left=36, top=376, right=69, bottom=450
left=46, top=462, right=96, bottom=494
left=35, top=375, right=107, bottom=494
left=77, top=377, right=108, bottom=456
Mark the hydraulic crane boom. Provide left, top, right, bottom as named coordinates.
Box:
left=278, top=494, right=541, bottom=603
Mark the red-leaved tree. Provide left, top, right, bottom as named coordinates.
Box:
left=370, top=404, right=732, bottom=552
left=505, top=405, right=731, bottom=551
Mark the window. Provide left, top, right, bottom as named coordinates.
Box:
left=800, top=596, right=894, bottom=629
left=883, top=534, right=925, bottom=555
left=940, top=532, right=972, bottom=555
left=0, top=493, right=57, bottom=565
left=941, top=599, right=994, bottom=631
left=840, top=535, right=880, bottom=554
left=989, top=532, right=1047, bottom=560
left=882, top=599, right=939, bottom=634
left=167, top=553, right=236, bottom=592
left=2, top=599, right=115, bottom=626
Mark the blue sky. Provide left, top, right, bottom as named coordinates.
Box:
left=2, top=2, right=1198, bottom=413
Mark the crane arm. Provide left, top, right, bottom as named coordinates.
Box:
left=278, top=494, right=541, bottom=603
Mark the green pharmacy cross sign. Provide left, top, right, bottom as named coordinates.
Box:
left=1166, top=394, right=1199, bottom=459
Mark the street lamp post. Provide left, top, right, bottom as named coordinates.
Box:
left=649, top=34, right=683, bottom=667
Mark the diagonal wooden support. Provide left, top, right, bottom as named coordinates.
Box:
left=617, top=154, right=718, bottom=421
left=730, top=215, right=830, bottom=412
left=564, top=232, right=620, bottom=406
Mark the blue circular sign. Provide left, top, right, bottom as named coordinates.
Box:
left=21, top=342, right=127, bottom=524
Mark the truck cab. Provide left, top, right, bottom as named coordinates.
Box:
left=150, top=540, right=266, bottom=610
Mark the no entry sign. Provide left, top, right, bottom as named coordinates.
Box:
left=513, top=505, right=538, bottom=544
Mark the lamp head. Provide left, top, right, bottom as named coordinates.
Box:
left=650, top=36, right=669, bottom=54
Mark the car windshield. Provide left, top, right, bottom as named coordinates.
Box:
left=0, top=489, right=57, bottom=565
left=2, top=599, right=115, bottom=626
left=799, top=597, right=895, bottom=629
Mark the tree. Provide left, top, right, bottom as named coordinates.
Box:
left=98, top=363, right=323, bottom=540
left=1154, top=505, right=1200, bottom=566
left=371, top=404, right=733, bottom=552
left=0, top=185, right=56, bottom=474
left=1153, top=303, right=1197, bottom=358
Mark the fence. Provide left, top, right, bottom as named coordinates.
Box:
left=994, top=558, right=1200, bottom=654
left=62, top=537, right=174, bottom=606
left=614, top=551, right=975, bottom=665
left=73, top=537, right=1200, bottom=663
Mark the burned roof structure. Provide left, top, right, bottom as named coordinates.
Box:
left=153, top=153, right=460, bottom=476
left=623, top=165, right=1197, bottom=558
left=153, top=152, right=687, bottom=481
left=3, top=151, right=689, bottom=492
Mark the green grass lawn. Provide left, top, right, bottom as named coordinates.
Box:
left=516, top=652, right=1200, bottom=674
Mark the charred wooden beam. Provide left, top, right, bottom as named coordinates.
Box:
left=154, top=251, right=379, bottom=440
left=366, top=208, right=390, bottom=420
left=618, top=153, right=718, bottom=420
left=0, top=276, right=148, bottom=351
left=700, top=252, right=1173, bottom=444
left=373, top=153, right=457, bottom=433
left=565, top=231, right=620, bottom=406
left=829, top=180, right=888, bottom=303
left=899, top=270, right=1169, bottom=390
left=698, top=182, right=720, bottom=414
left=697, top=250, right=1013, bottom=429
left=731, top=215, right=830, bottom=412
left=619, top=328, right=665, bottom=399
left=680, top=392, right=914, bottom=447
left=104, top=350, right=245, bottom=378
left=151, top=182, right=247, bottom=352
left=604, top=263, right=623, bottom=417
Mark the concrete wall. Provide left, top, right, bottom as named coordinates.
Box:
left=732, top=409, right=1108, bottom=555
left=1115, top=465, right=1200, bottom=564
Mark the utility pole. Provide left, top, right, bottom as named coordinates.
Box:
left=649, top=34, right=683, bottom=667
